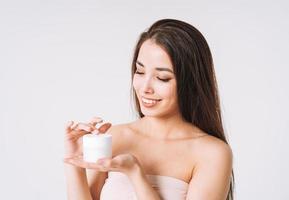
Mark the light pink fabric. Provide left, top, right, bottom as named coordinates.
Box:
left=100, top=171, right=188, bottom=200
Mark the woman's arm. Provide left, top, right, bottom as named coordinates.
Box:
left=186, top=141, right=233, bottom=200
left=127, top=163, right=162, bottom=200
left=65, top=154, right=162, bottom=200
left=64, top=164, right=93, bottom=200
left=64, top=117, right=112, bottom=200
left=64, top=123, right=161, bottom=200
left=86, top=169, right=107, bottom=200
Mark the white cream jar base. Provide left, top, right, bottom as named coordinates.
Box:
left=82, top=134, right=112, bottom=163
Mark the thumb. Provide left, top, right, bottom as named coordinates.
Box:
left=98, top=123, right=112, bottom=133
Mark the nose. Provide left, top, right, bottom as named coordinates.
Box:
left=141, top=77, right=154, bottom=94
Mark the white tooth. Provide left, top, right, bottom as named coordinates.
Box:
left=142, top=97, right=157, bottom=104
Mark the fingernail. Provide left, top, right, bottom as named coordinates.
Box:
left=92, top=129, right=100, bottom=134
left=66, top=121, right=73, bottom=127
left=97, top=159, right=105, bottom=164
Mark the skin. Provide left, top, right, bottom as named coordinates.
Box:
left=64, top=39, right=233, bottom=200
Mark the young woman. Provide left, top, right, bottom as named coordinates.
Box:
left=63, top=19, right=234, bottom=200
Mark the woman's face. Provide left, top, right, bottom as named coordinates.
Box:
left=133, top=39, right=179, bottom=118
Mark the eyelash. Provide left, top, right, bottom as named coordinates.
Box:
left=135, top=71, right=171, bottom=82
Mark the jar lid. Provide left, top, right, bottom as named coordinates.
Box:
left=82, top=133, right=112, bottom=148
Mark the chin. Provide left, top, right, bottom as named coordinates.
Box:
left=140, top=108, right=159, bottom=117
left=140, top=107, right=171, bottom=118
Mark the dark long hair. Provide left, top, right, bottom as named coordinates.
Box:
left=130, top=19, right=234, bottom=200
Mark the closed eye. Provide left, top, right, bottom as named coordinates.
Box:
left=135, top=71, right=171, bottom=82
left=157, top=78, right=171, bottom=82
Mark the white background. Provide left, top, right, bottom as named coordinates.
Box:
left=0, top=0, right=288, bottom=199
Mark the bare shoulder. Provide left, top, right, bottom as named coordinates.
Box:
left=193, top=134, right=233, bottom=170
left=106, top=121, right=136, bottom=138
left=105, top=121, right=137, bottom=154
left=185, top=134, right=233, bottom=199
left=195, top=135, right=232, bottom=156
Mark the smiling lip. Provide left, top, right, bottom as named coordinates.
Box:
left=141, top=96, right=161, bottom=108
left=142, top=96, right=161, bottom=101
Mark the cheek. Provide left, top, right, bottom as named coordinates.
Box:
left=132, top=75, right=140, bottom=91
left=158, top=83, right=177, bottom=99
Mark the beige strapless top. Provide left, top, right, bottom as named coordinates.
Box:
left=100, top=171, right=189, bottom=200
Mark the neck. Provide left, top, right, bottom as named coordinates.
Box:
left=138, top=113, right=193, bottom=140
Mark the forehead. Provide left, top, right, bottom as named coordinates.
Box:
left=137, top=39, right=173, bottom=71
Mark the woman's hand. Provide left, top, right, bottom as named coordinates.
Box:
left=64, top=117, right=111, bottom=159
left=63, top=153, right=141, bottom=177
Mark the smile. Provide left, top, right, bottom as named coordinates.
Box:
left=141, top=97, right=161, bottom=107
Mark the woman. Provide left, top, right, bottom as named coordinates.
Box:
left=63, top=19, right=234, bottom=200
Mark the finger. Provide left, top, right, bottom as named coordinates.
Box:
left=63, top=157, right=87, bottom=168
left=66, top=121, right=73, bottom=128
left=65, top=121, right=74, bottom=131
left=89, top=117, right=103, bottom=126
left=68, top=124, right=93, bottom=139
left=70, top=121, right=78, bottom=130
left=98, top=123, right=112, bottom=133
left=97, top=158, right=114, bottom=171
left=74, top=123, right=95, bottom=132
left=97, top=158, right=110, bottom=166
left=63, top=157, right=103, bottom=170
left=100, top=158, right=123, bottom=172
left=63, top=154, right=83, bottom=160
left=91, top=129, right=100, bottom=134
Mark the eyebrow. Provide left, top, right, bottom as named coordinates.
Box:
left=136, top=60, right=174, bottom=74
